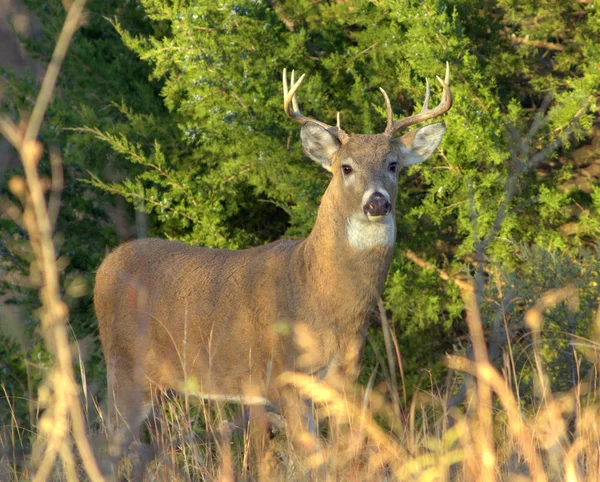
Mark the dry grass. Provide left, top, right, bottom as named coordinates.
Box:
left=1, top=2, right=600, bottom=481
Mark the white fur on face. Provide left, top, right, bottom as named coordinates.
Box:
left=346, top=213, right=395, bottom=250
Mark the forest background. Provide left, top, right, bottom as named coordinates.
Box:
left=0, top=0, right=599, bottom=478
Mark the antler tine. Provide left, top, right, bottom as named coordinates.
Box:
left=386, top=62, right=452, bottom=137
left=290, top=70, right=300, bottom=113
left=282, top=68, right=343, bottom=139
left=420, top=78, right=430, bottom=114
left=444, top=60, right=450, bottom=85
left=283, top=68, right=288, bottom=102
left=379, top=88, right=394, bottom=137
left=438, top=61, right=451, bottom=104
left=336, top=112, right=350, bottom=144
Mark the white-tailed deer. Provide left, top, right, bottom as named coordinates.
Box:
left=94, top=65, right=452, bottom=457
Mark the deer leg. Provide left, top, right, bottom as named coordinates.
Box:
left=305, top=399, right=318, bottom=436
left=246, top=404, right=270, bottom=474
left=279, top=386, right=326, bottom=477
left=104, top=361, right=153, bottom=479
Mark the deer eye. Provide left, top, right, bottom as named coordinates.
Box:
left=342, top=165, right=353, bottom=175
left=389, top=162, right=398, bottom=173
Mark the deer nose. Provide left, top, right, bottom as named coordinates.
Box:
left=363, top=192, right=391, bottom=217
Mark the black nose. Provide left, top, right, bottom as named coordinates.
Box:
left=363, top=192, right=391, bottom=217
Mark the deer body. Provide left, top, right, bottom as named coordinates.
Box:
left=96, top=199, right=391, bottom=405
left=95, top=68, right=452, bottom=451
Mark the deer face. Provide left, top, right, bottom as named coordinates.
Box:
left=300, top=123, right=446, bottom=249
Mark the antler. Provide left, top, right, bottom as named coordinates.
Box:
left=381, top=62, right=452, bottom=137
left=283, top=69, right=349, bottom=144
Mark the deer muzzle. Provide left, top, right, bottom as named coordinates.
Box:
left=363, top=191, right=391, bottom=219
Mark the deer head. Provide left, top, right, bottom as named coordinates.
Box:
left=283, top=66, right=452, bottom=249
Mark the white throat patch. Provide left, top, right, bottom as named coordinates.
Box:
left=346, top=214, right=395, bottom=250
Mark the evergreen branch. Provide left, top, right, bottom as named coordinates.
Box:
left=231, top=90, right=252, bottom=115
left=149, top=165, right=200, bottom=207
left=404, top=249, right=471, bottom=293
left=509, top=35, right=566, bottom=52
left=523, top=94, right=553, bottom=149
left=74, top=127, right=201, bottom=206
left=72, top=126, right=147, bottom=164
left=266, top=0, right=295, bottom=32
left=550, top=93, right=597, bottom=137
left=337, top=43, right=378, bottom=72
left=85, top=175, right=200, bottom=224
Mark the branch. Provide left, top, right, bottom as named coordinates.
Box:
left=509, top=35, right=566, bottom=52
left=266, top=0, right=294, bottom=31
left=404, top=249, right=471, bottom=292
left=24, top=0, right=87, bottom=143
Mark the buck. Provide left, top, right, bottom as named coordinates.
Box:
left=94, top=65, right=452, bottom=455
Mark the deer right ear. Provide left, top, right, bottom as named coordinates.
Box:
left=300, top=123, right=341, bottom=172
left=394, top=122, right=446, bottom=167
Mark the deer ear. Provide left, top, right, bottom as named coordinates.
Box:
left=301, top=122, right=341, bottom=171
left=394, top=122, right=446, bottom=167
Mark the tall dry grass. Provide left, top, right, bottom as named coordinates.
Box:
left=1, top=2, right=599, bottom=481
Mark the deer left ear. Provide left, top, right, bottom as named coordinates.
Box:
left=393, top=122, right=446, bottom=167
left=300, top=122, right=341, bottom=172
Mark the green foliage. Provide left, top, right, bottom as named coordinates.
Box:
left=1, top=0, right=599, bottom=424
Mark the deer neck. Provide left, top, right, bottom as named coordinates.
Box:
left=298, top=182, right=395, bottom=312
